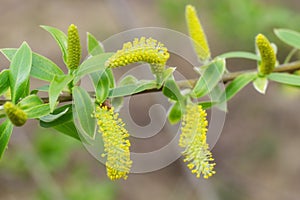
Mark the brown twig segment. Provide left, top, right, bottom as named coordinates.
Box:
left=1, top=60, right=300, bottom=106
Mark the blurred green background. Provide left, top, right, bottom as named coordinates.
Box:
left=1, top=0, right=300, bottom=199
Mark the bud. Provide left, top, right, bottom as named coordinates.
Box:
left=105, top=37, right=169, bottom=75
left=4, top=102, right=27, bottom=126
left=185, top=5, right=211, bottom=62
left=67, top=24, right=81, bottom=70
left=256, top=34, right=276, bottom=76
left=93, top=105, right=132, bottom=180
left=179, top=104, right=215, bottom=179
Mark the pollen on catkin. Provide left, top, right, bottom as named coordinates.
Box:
left=185, top=5, right=211, bottom=62
left=105, top=37, right=169, bottom=75
left=4, top=102, right=27, bottom=126
left=93, top=105, right=132, bottom=180
left=256, top=34, right=276, bottom=76
left=179, top=104, right=215, bottom=179
left=67, top=24, right=81, bottom=70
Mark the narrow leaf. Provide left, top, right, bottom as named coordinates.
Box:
left=14, top=94, right=50, bottom=119
left=41, top=25, right=68, bottom=64
left=1, top=49, right=64, bottom=82
left=268, top=73, right=300, bottom=86
left=253, top=76, right=268, bottom=94
left=17, top=94, right=43, bottom=110
left=40, top=104, right=72, bottom=126
left=94, top=71, right=110, bottom=104
left=25, top=104, right=51, bottom=119
left=53, top=121, right=80, bottom=141
left=159, top=67, right=176, bottom=87
left=163, top=75, right=183, bottom=101
left=87, top=32, right=104, bottom=56
left=274, top=29, right=300, bottom=49
left=39, top=104, right=80, bottom=140
left=218, top=51, right=260, bottom=60
left=192, top=58, right=226, bottom=98
left=0, top=120, right=14, bottom=159
left=119, top=75, right=139, bottom=86
left=220, top=73, right=257, bottom=102
left=49, top=75, right=73, bottom=112
left=0, top=69, right=10, bottom=96
left=74, top=53, right=113, bottom=83
left=9, top=42, right=32, bottom=103
left=168, top=101, right=183, bottom=124
left=109, top=81, right=157, bottom=98
left=197, top=101, right=217, bottom=110
left=73, top=86, right=96, bottom=139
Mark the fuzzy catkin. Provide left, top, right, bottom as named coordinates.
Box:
left=67, top=24, right=81, bottom=70
left=179, top=104, right=215, bottom=179
left=185, top=5, right=211, bottom=62
left=256, top=34, right=276, bottom=76
left=4, top=102, right=27, bottom=126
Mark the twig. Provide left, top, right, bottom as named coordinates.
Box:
left=1, top=60, right=300, bottom=105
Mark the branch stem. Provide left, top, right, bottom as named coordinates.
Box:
left=1, top=60, right=300, bottom=105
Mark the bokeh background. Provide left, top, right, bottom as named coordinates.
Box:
left=1, top=0, right=300, bottom=199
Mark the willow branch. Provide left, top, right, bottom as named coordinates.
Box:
left=1, top=60, right=300, bottom=105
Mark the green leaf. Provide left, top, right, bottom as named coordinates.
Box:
left=87, top=32, right=104, bottom=56
left=274, top=29, right=300, bottom=49
left=9, top=42, right=32, bottom=103
left=217, top=51, right=260, bottom=60
left=40, top=104, right=71, bottom=126
left=25, top=104, right=51, bottom=119
left=31, top=85, right=49, bottom=95
left=94, top=71, right=110, bottom=104
left=74, top=53, right=113, bottom=83
left=39, top=104, right=80, bottom=140
left=73, top=86, right=96, bottom=139
left=17, top=94, right=43, bottom=109
left=49, top=75, right=73, bottom=112
left=0, top=120, right=13, bottom=159
left=109, top=80, right=157, bottom=98
left=168, top=101, right=184, bottom=124
left=16, top=94, right=50, bottom=118
left=159, top=67, right=176, bottom=87
left=192, top=58, right=226, bottom=98
left=197, top=101, right=218, bottom=110
left=41, top=25, right=68, bottom=64
left=105, top=68, right=115, bottom=88
left=53, top=121, right=81, bottom=141
left=111, top=97, right=124, bottom=112
left=163, top=75, right=183, bottom=102
left=0, top=69, right=10, bottom=96
left=268, top=73, right=300, bottom=86
left=119, top=75, right=139, bottom=86
left=1, top=49, right=64, bottom=82
left=253, top=76, right=268, bottom=94
left=219, top=73, right=257, bottom=102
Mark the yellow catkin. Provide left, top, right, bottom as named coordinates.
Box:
left=4, top=102, right=27, bottom=126
left=105, top=37, right=169, bottom=75
left=93, top=105, right=132, bottom=180
left=179, top=104, right=215, bottom=179
left=256, top=34, right=276, bottom=76
left=185, top=5, right=211, bottom=62
left=67, top=24, right=81, bottom=70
